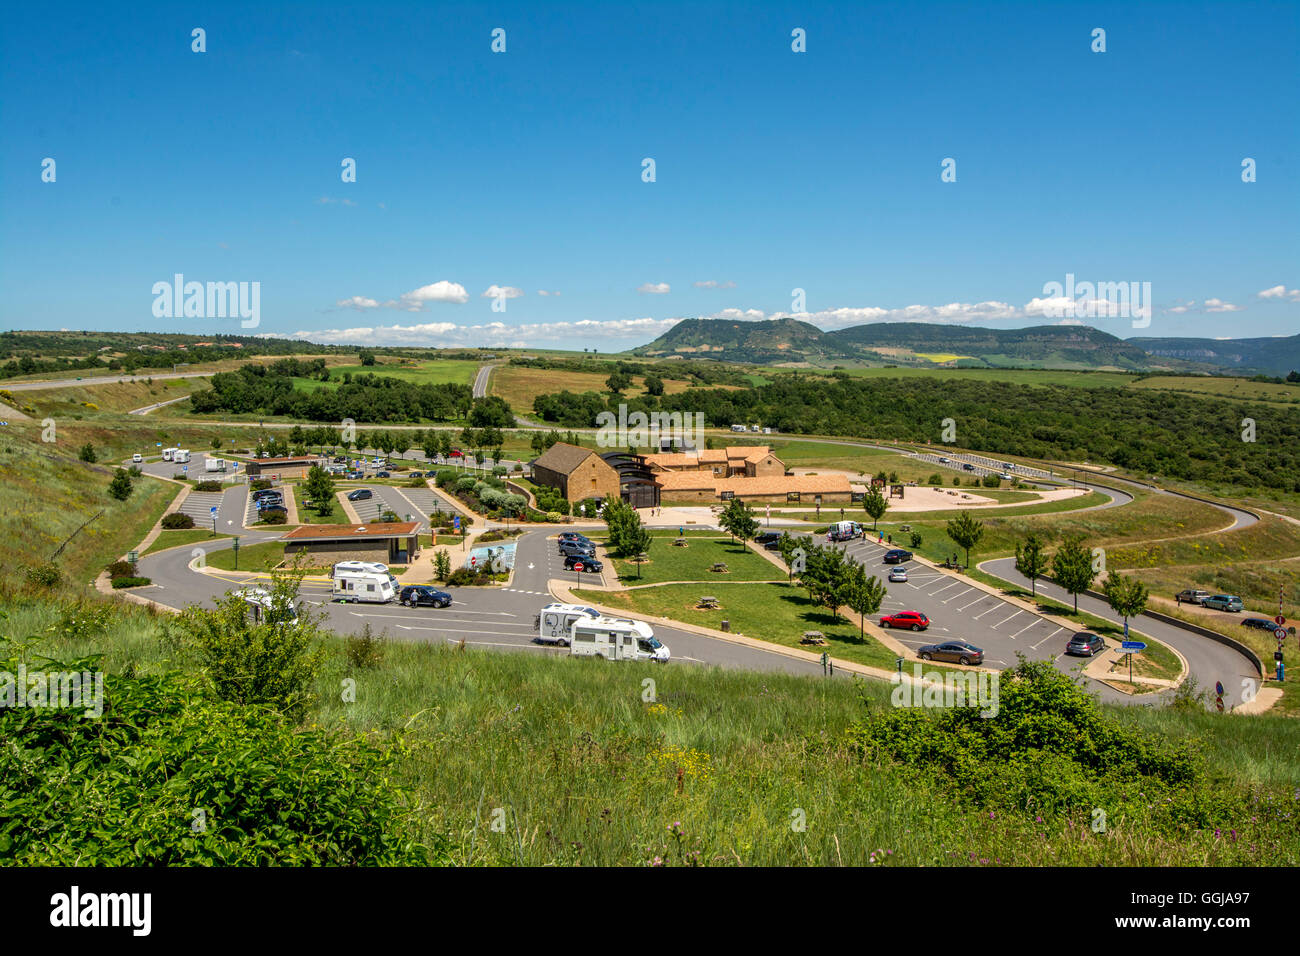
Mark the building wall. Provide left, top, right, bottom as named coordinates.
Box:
left=533, top=455, right=621, bottom=502
left=747, top=454, right=785, bottom=477
left=284, top=535, right=418, bottom=565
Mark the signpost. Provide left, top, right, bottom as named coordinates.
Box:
left=232, top=536, right=240, bottom=571
left=1120, top=640, right=1146, bottom=684
left=210, top=505, right=218, bottom=536
left=1276, top=590, right=1287, bottom=682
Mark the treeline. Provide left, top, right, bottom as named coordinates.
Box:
left=508, top=355, right=748, bottom=387
left=0, top=333, right=335, bottom=379
left=189, top=364, right=500, bottom=424
left=532, top=375, right=1300, bottom=492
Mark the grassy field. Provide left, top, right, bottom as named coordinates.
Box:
left=825, top=366, right=1137, bottom=388
left=11, top=377, right=210, bottom=419
left=291, top=358, right=480, bottom=391
left=490, top=365, right=697, bottom=413
left=1127, top=375, right=1300, bottom=406
left=142, top=527, right=232, bottom=556
left=205, top=539, right=292, bottom=572
left=606, top=534, right=786, bottom=584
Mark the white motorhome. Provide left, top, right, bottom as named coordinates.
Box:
left=205, top=457, right=227, bottom=473
left=162, top=447, right=180, bottom=462
left=535, top=602, right=600, bottom=646
left=569, top=616, right=670, bottom=663
left=331, top=563, right=397, bottom=603
left=174, top=448, right=191, bottom=463
left=233, top=586, right=299, bottom=625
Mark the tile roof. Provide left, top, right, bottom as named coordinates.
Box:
left=282, top=521, right=419, bottom=541
left=531, top=442, right=597, bottom=475
left=655, top=472, right=849, bottom=496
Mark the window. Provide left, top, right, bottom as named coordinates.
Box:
left=720, top=490, right=734, bottom=500
left=787, top=492, right=800, bottom=503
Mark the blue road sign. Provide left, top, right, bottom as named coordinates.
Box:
left=453, top=515, right=461, bottom=529
left=210, top=506, right=218, bottom=515
left=1120, top=640, right=1146, bottom=652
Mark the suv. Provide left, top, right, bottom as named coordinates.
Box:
left=1202, top=594, right=1244, bottom=612
left=1174, top=589, right=1210, bottom=605
left=399, top=585, right=451, bottom=608
left=880, top=610, right=930, bottom=631
left=559, top=539, right=596, bottom=557
left=882, top=548, right=913, bottom=564
left=347, top=488, right=373, bottom=501
left=563, top=555, right=603, bottom=573
left=1065, top=632, right=1106, bottom=657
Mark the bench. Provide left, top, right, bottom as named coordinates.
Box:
left=800, top=631, right=828, bottom=646
left=710, top=562, right=729, bottom=573
left=697, top=596, right=720, bottom=610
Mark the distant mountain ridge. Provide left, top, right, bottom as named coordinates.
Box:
left=1127, top=333, right=1300, bottom=377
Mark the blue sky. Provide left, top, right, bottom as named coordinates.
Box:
left=2, top=0, right=1297, bottom=350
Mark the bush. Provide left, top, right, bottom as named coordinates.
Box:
left=981, top=473, right=1001, bottom=488
left=78, top=443, right=97, bottom=463
left=546, top=511, right=562, bottom=523
left=909, top=531, right=923, bottom=549
left=258, top=511, right=288, bottom=525
left=110, top=576, right=152, bottom=589
left=445, top=567, right=495, bottom=587
left=194, top=480, right=222, bottom=492
left=161, top=512, right=196, bottom=530
left=927, top=473, right=942, bottom=485
left=24, top=563, right=63, bottom=589
left=0, top=650, right=436, bottom=864
left=105, top=560, right=137, bottom=578
left=107, top=469, right=134, bottom=501
left=250, top=478, right=273, bottom=491
left=345, top=623, right=384, bottom=669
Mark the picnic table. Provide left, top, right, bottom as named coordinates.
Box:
left=800, top=631, right=828, bottom=646
left=710, top=562, right=730, bottom=573
left=673, top=537, right=689, bottom=547
left=697, top=596, right=720, bottom=610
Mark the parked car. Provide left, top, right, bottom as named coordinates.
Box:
left=755, top=531, right=782, bottom=546
left=347, top=488, right=373, bottom=501
left=255, top=495, right=284, bottom=509
left=1202, top=594, right=1244, bottom=612
left=558, top=531, right=592, bottom=544
left=1174, top=588, right=1211, bottom=605
left=998, top=473, right=1013, bottom=481
left=449, top=449, right=464, bottom=458
left=917, top=641, right=983, bottom=665
left=409, top=471, right=423, bottom=478
left=1065, top=632, right=1107, bottom=657
left=882, top=549, right=913, bottom=564
left=564, top=555, right=603, bottom=572
left=399, top=585, right=452, bottom=608
left=132, top=453, right=143, bottom=463
left=347, top=471, right=364, bottom=480
left=937, top=456, right=950, bottom=464
left=962, top=463, right=976, bottom=471
left=1241, top=617, right=1277, bottom=631
left=880, top=610, right=930, bottom=631
left=559, top=540, right=597, bottom=558
left=332, top=456, right=347, bottom=463
left=376, top=471, right=391, bottom=478
left=257, top=504, right=288, bottom=517
left=888, top=567, right=908, bottom=583
left=252, top=488, right=281, bottom=501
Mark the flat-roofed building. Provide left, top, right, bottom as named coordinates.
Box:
left=281, top=521, right=420, bottom=565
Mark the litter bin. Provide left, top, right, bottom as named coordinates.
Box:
left=720, top=620, right=730, bottom=632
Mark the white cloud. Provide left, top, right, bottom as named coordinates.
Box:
left=335, top=296, right=380, bottom=310
left=1203, top=298, right=1244, bottom=313
left=399, top=280, right=470, bottom=307
left=637, top=282, right=671, bottom=295
left=315, top=197, right=357, bottom=207
left=280, top=316, right=680, bottom=348
left=694, top=280, right=736, bottom=289
left=1258, top=285, right=1300, bottom=301
left=481, top=285, right=524, bottom=299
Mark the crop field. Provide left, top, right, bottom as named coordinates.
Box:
left=491, top=365, right=697, bottom=413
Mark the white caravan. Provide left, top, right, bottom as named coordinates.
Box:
left=331, top=563, right=397, bottom=603
left=535, top=602, right=600, bottom=646
left=174, top=448, right=191, bottom=463
left=205, top=457, right=227, bottom=472
left=162, top=447, right=180, bottom=462
left=569, top=616, right=670, bottom=663
left=233, top=586, right=299, bottom=625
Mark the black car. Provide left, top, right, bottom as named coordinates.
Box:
left=376, top=471, right=391, bottom=478
left=257, top=503, right=288, bottom=516
left=1241, top=617, right=1277, bottom=631
left=558, top=531, right=592, bottom=545
left=882, top=549, right=913, bottom=564
left=399, top=585, right=451, bottom=608
left=252, top=488, right=280, bottom=501
left=559, top=540, right=596, bottom=557
left=409, top=471, right=423, bottom=478
left=755, top=531, right=783, bottom=550
left=563, top=555, right=603, bottom=573
left=1065, top=632, right=1106, bottom=657
left=962, top=463, right=976, bottom=471
left=347, top=488, right=373, bottom=501
left=917, top=641, right=984, bottom=665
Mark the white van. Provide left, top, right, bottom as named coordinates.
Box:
left=162, top=447, right=179, bottom=462
left=535, top=602, right=600, bottom=646
left=174, top=448, right=191, bottom=463
left=828, top=520, right=863, bottom=541
left=570, top=616, right=670, bottom=662
left=233, top=586, right=299, bottom=625
left=332, top=565, right=397, bottom=603
left=205, top=457, right=227, bottom=473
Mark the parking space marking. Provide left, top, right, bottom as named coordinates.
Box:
left=973, top=604, right=1003, bottom=620
left=941, top=586, right=974, bottom=605
left=989, top=609, right=1023, bottom=630
left=1031, top=626, right=1066, bottom=650
left=958, top=595, right=989, bottom=612
left=1009, top=619, right=1041, bottom=639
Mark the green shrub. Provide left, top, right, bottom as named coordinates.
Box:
left=345, top=624, right=384, bottom=669
left=161, top=511, right=195, bottom=530
left=24, top=563, right=62, bottom=589
left=0, top=652, right=437, bottom=865
left=981, top=473, right=1001, bottom=488
left=107, top=469, right=134, bottom=501
left=111, top=576, right=152, bottom=588
left=105, top=560, right=137, bottom=578
left=250, top=478, right=273, bottom=491
left=194, top=480, right=222, bottom=492
left=258, top=511, right=288, bottom=525
left=78, top=443, right=98, bottom=463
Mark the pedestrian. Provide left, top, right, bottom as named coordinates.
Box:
left=1176, top=594, right=1181, bottom=607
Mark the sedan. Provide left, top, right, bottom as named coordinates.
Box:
left=399, top=585, right=451, bottom=608
left=1241, top=618, right=1278, bottom=631
left=1065, top=632, right=1107, bottom=657
left=347, top=488, right=373, bottom=501
left=558, top=531, right=592, bottom=544
left=376, top=471, right=391, bottom=478
left=1202, top=594, right=1244, bottom=612
left=882, top=549, right=913, bottom=564
left=880, top=610, right=929, bottom=631
left=1175, top=589, right=1210, bottom=605
left=563, top=555, right=603, bottom=573
left=888, top=567, right=909, bottom=583
left=917, top=641, right=983, bottom=666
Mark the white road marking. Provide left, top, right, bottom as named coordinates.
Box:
left=1031, top=626, right=1066, bottom=650
left=989, top=609, right=1023, bottom=630
left=973, top=604, right=1003, bottom=621
left=942, top=587, right=974, bottom=605
left=1010, top=619, right=1041, bottom=639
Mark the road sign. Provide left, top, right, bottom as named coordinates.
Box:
left=1276, top=627, right=1288, bottom=641
left=1215, top=681, right=1225, bottom=697
left=1121, top=641, right=1146, bottom=652
left=1276, top=615, right=1286, bottom=626
left=210, top=506, right=218, bottom=515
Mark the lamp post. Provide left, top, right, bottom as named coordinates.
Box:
left=232, top=535, right=241, bottom=571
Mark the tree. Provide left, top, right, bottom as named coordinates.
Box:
left=862, top=486, right=888, bottom=530
left=1102, top=572, right=1149, bottom=639
left=718, top=498, right=758, bottom=550
left=302, top=464, right=336, bottom=516
left=359, top=352, right=376, bottom=366
left=1051, top=535, right=1097, bottom=613
left=626, top=523, right=652, bottom=579
left=945, top=512, right=985, bottom=569
left=845, top=562, right=886, bottom=639
left=1015, top=533, right=1049, bottom=597
left=605, top=370, right=633, bottom=394
left=107, top=468, right=134, bottom=501
left=644, top=374, right=664, bottom=396
left=434, top=550, right=451, bottom=582
left=800, top=545, right=853, bottom=621
left=78, top=443, right=97, bottom=463
left=602, top=498, right=641, bottom=557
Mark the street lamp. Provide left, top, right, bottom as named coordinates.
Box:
left=233, top=535, right=241, bottom=571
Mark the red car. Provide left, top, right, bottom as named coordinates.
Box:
left=448, top=449, right=464, bottom=458
left=879, top=611, right=930, bottom=631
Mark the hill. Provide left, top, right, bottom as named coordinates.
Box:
left=1127, top=333, right=1300, bottom=378
left=630, top=317, right=852, bottom=364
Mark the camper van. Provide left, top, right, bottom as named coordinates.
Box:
left=828, top=520, right=863, bottom=542
left=535, top=602, right=601, bottom=646
left=162, top=447, right=180, bottom=462
left=331, top=562, right=397, bottom=603
left=205, top=457, right=227, bottom=473
left=233, top=587, right=299, bottom=625
left=174, top=448, right=191, bottom=463
left=569, top=616, right=670, bottom=663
